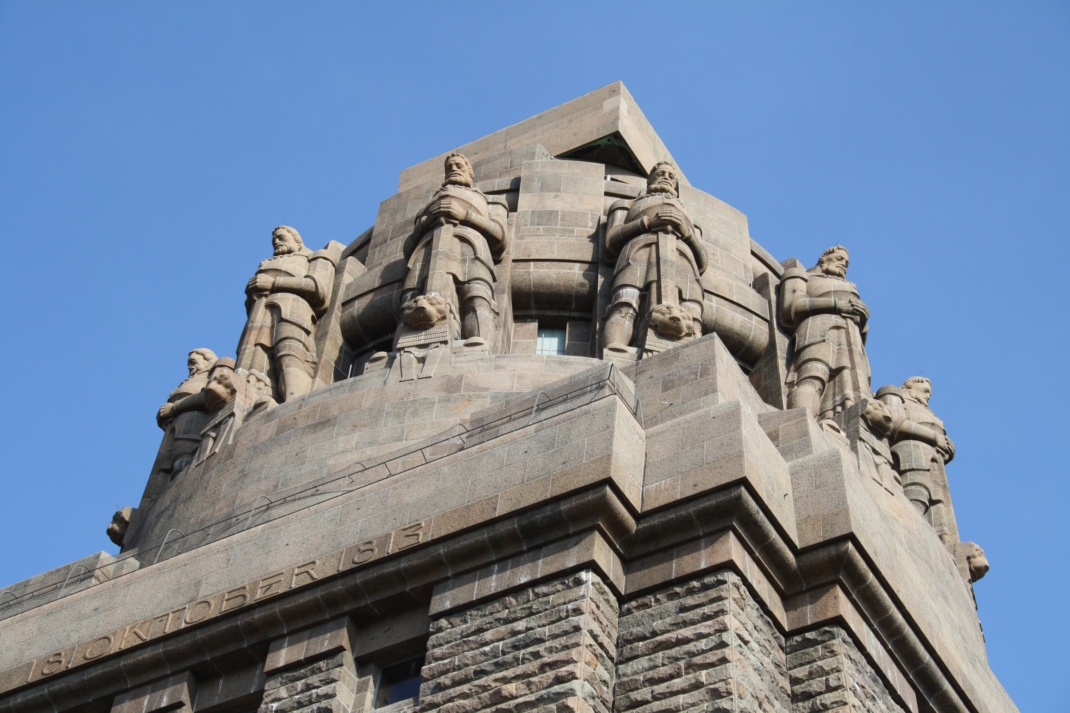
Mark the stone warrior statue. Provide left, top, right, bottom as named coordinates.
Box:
left=401, top=152, right=508, bottom=348
left=877, top=377, right=959, bottom=544
left=603, top=161, right=707, bottom=353
left=780, top=246, right=872, bottom=421
left=154, top=347, right=217, bottom=476
left=237, top=226, right=339, bottom=402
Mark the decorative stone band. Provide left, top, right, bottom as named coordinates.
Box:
left=0, top=485, right=980, bottom=713
left=0, top=484, right=636, bottom=701
left=14, top=518, right=432, bottom=688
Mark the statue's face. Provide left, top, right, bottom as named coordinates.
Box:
left=906, top=380, right=932, bottom=407
left=444, top=155, right=473, bottom=187
left=967, top=545, right=990, bottom=581
left=819, top=249, right=849, bottom=278
left=272, top=230, right=300, bottom=256
left=401, top=294, right=449, bottom=330
left=106, top=509, right=130, bottom=544
left=648, top=164, right=678, bottom=197
left=650, top=303, right=692, bottom=340
left=187, top=352, right=210, bottom=375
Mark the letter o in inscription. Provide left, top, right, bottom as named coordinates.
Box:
left=183, top=599, right=215, bottom=625
left=83, top=634, right=114, bottom=660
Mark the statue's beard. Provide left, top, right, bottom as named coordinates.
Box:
left=648, top=180, right=676, bottom=196
left=446, top=171, right=473, bottom=188
left=821, top=265, right=847, bottom=278
left=273, top=244, right=296, bottom=256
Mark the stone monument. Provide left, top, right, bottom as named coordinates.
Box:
left=0, top=82, right=1016, bottom=713
left=237, top=225, right=340, bottom=402
left=603, top=161, right=706, bottom=354
left=878, top=376, right=959, bottom=543
left=781, top=245, right=872, bottom=420
left=400, top=152, right=509, bottom=350
left=152, top=347, right=217, bottom=476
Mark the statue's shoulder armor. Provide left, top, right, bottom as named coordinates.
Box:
left=781, top=263, right=809, bottom=282
left=310, top=246, right=340, bottom=266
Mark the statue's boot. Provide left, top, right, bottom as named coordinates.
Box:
left=603, top=305, right=637, bottom=352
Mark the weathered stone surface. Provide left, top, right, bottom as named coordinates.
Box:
left=615, top=570, right=789, bottom=713
left=787, top=626, right=905, bottom=713
left=260, top=650, right=358, bottom=713
left=112, top=671, right=196, bottom=713
left=422, top=571, right=618, bottom=713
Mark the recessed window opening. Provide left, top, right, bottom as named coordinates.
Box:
left=536, top=328, right=567, bottom=355
left=375, top=655, right=424, bottom=708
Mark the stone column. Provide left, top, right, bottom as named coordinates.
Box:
left=614, top=570, right=790, bottom=713
left=111, top=672, right=196, bottom=713
left=259, top=617, right=359, bottom=713
left=419, top=570, right=618, bottom=713
left=786, top=626, right=905, bottom=712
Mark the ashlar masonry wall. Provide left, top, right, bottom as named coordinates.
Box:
left=420, top=571, right=618, bottom=713
left=787, top=626, right=906, bottom=713
left=615, top=570, right=790, bottom=713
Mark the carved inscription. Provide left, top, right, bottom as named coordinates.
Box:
left=20, top=519, right=432, bottom=686
left=120, top=620, right=151, bottom=650
left=389, top=520, right=429, bottom=554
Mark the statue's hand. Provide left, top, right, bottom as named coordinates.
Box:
left=849, top=297, right=869, bottom=322
left=651, top=206, right=687, bottom=234
left=156, top=403, right=175, bottom=427
left=836, top=296, right=869, bottom=322
left=937, top=435, right=956, bottom=462
left=429, top=197, right=466, bottom=223
left=246, top=274, right=275, bottom=296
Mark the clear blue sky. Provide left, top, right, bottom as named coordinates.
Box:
left=1, top=2, right=1066, bottom=709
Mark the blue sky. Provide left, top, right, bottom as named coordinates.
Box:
left=1, top=2, right=1067, bottom=708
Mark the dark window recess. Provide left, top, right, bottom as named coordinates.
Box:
left=375, top=655, right=425, bottom=707
left=536, top=328, right=567, bottom=355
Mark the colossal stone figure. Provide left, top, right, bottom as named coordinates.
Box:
left=878, top=376, right=959, bottom=543
left=401, top=153, right=508, bottom=348
left=237, top=225, right=339, bottom=402
left=780, top=246, right=872, bottom=420
left=154, top=348, right=217, bottom=475
left=603, top=161, right=707, bottom=353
